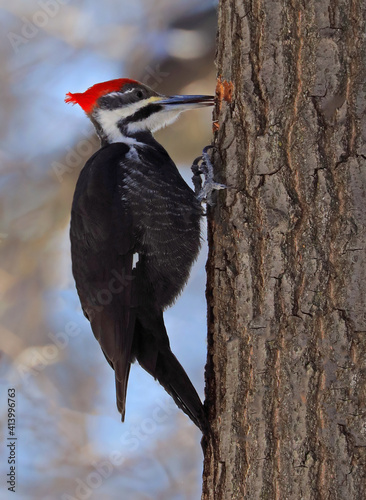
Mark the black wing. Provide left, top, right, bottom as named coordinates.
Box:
left=70, top=143, right=136, bottom=419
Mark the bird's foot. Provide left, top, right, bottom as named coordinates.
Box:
left=192, top=146, right=226, bottom=205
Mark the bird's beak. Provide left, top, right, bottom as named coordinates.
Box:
left=157, top=94, right=214, bottom=111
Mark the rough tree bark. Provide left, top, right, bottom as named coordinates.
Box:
left=202, top=1, right=366, bottom=499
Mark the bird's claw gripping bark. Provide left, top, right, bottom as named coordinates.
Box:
left=192, top=146, right=226, bottom=205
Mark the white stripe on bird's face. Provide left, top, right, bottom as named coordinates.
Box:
left=94, top=98, right=152, bottom=142
left=126, top=109, right=181, bottom=134
left=94, top=95, right=182, bottom=141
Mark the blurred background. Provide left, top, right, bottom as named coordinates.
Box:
left=0, top=1, right=217, bottom=498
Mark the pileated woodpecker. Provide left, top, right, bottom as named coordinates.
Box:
left=65, top=78, right=216, bottom=431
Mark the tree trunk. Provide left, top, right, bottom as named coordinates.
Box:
left=202, top=1, right=366, bottom=499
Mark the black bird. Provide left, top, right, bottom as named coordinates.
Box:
left=65, top=78, right=214, bottom=431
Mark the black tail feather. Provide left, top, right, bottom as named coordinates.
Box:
left=115, top=361, right=131, bottom=421
left=141, top=348, right=206, bottom=432
left=132, top=312, right=206, bottom=431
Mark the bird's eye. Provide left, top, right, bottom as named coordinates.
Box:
left=136, top=90, right=143, bottom=99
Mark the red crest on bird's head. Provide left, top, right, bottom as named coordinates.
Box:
left=65, top=78, right=138, bottom=114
